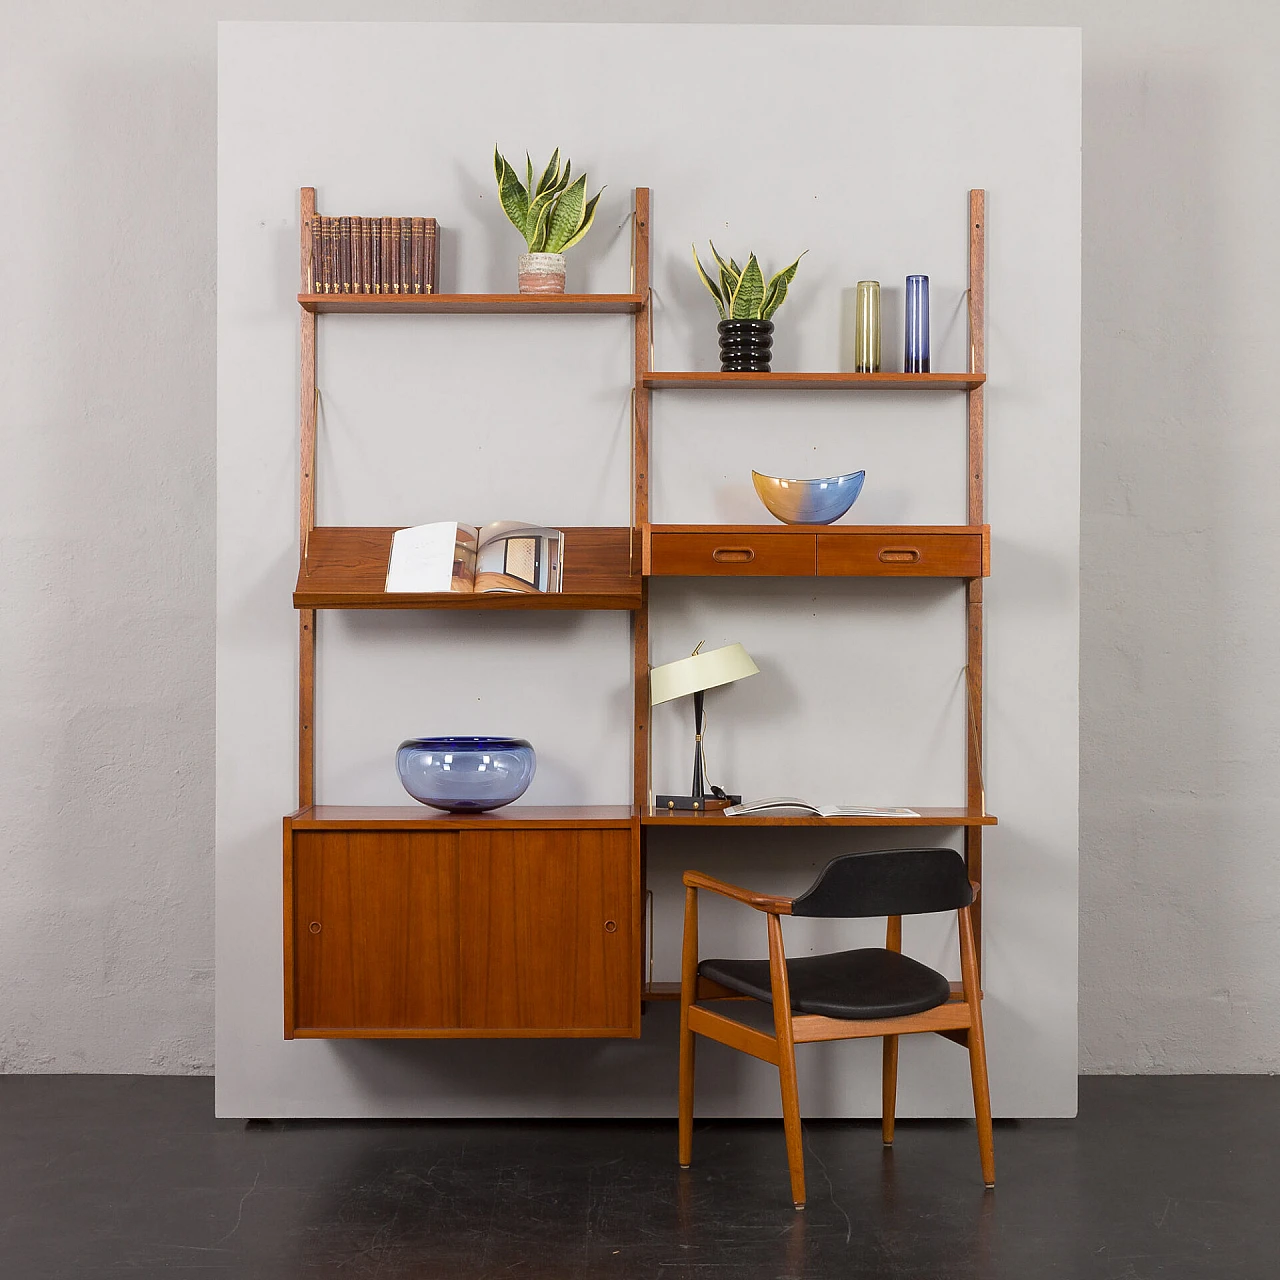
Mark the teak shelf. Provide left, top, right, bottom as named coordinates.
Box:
left=642, top=807, right=996, bottom=828
left=299, top=292, right=645, bottom=314
left=643, top=371, right=984, bottom=390
left=284, top=185, right=993, bottom=1039
left=294, top=526, right=641, bottom=609
left=291, top=805, right=637, bottom=830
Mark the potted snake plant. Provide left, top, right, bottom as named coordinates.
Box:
left=693, top=244, right=806, bottom=371
left=494, top=147, right=603, bottom=294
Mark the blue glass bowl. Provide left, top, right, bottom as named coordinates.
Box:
left=752, top=469, right=866, bottom=524
left=396, top=737, right=536, bottom=812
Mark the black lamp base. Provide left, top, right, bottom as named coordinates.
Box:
left=655, top=793, right=742, bottom=812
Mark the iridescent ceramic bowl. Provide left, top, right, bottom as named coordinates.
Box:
left=396, top=736, right=536, bottom=812
left=751, top=469, right=866, bottom=524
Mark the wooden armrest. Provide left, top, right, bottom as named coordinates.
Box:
left=683, top=870, right=793, bottom=914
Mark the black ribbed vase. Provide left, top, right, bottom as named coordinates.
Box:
left=718, top=318, right=774, bottom=372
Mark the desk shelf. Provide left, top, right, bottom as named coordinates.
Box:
left=642, top=807, right=996, bottom=828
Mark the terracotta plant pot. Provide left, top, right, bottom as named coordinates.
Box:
left=518, top=252, right=566, bottom=295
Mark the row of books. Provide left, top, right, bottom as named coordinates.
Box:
left=309, top=215, right=438, bottom=294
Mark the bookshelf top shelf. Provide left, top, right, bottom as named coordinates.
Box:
left=644, top=371, right=984, bottom=390
left=299, top=293, right=645, bottom=315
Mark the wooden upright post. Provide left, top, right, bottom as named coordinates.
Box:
left=631, top=189, right=652, bottom=1001
left=964, top=189, right=986, bottom=970
left=299, top=188, right=318, bottom=808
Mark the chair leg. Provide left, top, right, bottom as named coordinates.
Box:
left=777, top=1030, right=806, bottom=1209
left=768, top=913, right=806, bottom=1210
left=678, top=885, right=698, bottom=1169
left=959, top=904, right=995, bottom=1187
left=968, top=1021, right=995, bottom=1187
left=678, top=1011, right=696, bottom=1168
left=882, top=1034, right=898, bottom=1146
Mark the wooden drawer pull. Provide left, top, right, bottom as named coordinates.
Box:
left=878, top=547, right=921, bottom=564
left=604, top=920, right=618, bottom=933
left=308, top=921, right=322, bottom=934
left=712, top=547, right=755, bottom=563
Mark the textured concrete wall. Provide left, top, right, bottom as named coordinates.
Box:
left=4, top=1, right=1278, bottom=1075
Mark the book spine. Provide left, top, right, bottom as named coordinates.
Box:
left=360, top=216, right=372, bottom=294
left=338, top=215, right=351, bottom=293
left=369, top=217, right=380, bottom=294
left=308, top=215, right=320, bottom=293
left=411, top=217, right=424, bottom=294
left=399, top=218, right=411, bottom=295
left=352, top=216, right=364, bottom=293
left=424, top=218, right=438, bottom=294
left=390, top=217, right=401, bottom=293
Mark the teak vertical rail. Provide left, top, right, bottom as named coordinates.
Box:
left=631, top=190, right=652, bottom=992
left=965, top=189, right=986, bottom=971
left=299, top=187, right=318, bottom=807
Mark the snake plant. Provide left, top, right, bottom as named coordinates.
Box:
left=494, top=147, right=603, bottom=253
left=692, top=244, right=806, bottom=320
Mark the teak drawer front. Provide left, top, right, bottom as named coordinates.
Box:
left=287, top=827, right=638, bottom=1038
left=817, top=531, right=987, bottom=578
left=649, top=532, right=816, bottom=577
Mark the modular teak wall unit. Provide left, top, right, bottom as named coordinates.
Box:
left=283, top=186, right=996, bottom=1040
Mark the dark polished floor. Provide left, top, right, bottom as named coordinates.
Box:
left=2, top=1075, right=1275, bottom=1278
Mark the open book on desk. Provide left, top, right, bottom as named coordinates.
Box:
left=723, top=797, right=921, bottom=818
left=385, top=521, right=564, bottom=595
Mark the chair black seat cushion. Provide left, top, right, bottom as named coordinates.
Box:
left=698, top=948, right=952, bottom=1020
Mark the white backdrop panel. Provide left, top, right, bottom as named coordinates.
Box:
left=217, top=21, right=1080, bottom=1117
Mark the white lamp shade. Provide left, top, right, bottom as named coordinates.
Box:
left=650, top=642, right=759, bottom=706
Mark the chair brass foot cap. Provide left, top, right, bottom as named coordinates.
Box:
left=679, top=1163, right=691, bottom=1170
left=882, top=1140, right=894, bottom=1147
left=984, top=1182, right=996, bottom=1190
left=793, top=1202, right=805, bottom=1211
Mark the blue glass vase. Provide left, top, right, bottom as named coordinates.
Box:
left=396, top=736, right=536, bottom=812
left=905, top=274, right=930, bottom=373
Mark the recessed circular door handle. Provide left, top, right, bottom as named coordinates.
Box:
left=712, top=548, right=755, bottom=563
left=308, top=921, right=322, bottom=934
left=879, top=547, right=921, bottom=564
left=604, top=919, right=618, bottom=933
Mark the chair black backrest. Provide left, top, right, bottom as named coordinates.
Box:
left=790, top=848, right=973, bottom=918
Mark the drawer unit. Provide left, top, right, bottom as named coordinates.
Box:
left=648, top=529, right=817, bottom=576
left=817, top=527, right=988, bottom=578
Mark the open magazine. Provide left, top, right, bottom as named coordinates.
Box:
left=723, top=797, right=921, bottom=818
left=385, top=521, right=564, bottom=595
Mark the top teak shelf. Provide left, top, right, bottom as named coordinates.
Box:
left=298, top=293, right=645, bottom=314
left=644, top=371, right=984, bottom=390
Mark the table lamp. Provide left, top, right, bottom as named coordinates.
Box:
left=650, top=641, right=759, bottom=811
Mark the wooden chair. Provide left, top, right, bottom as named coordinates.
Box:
left=678, top=848, right=994, bottom=1209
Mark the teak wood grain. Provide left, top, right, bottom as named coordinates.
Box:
left=649, top=531, right=817, bottom=577
left=286, top=826, right=639, bottom=1037
left=293, top=526, right=641, bottom=609
left=646, top=527, right=988, bottom=579
left=817, top=528, right=988, bottom=577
